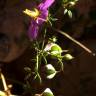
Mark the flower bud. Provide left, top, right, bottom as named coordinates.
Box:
left=42, top=88, right=54, bottom=96
left=44, top=43, right=62, bottom=57
left=45, top=64, right=57, bottom=79
left=63, top=54, right=74, bottom=60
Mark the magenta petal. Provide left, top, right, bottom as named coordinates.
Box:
left=27, top=0, right=55, bottom=40
left=38, top=0, right=55, bottom=10
left=28, top=21, right=39, bottom=40
left=40, top=9, right=48, bottom=19
left=36, top=9, right=48, bottom=24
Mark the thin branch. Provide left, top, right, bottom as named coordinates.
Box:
left=1, top=73, right=8, bottom=91
left=53, top=28, right=95, bottom=56
left=0, top=72, right=11, bottom=96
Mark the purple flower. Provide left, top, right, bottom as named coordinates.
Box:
left=24, top=0, right=55, bottom=40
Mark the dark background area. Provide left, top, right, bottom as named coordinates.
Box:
left=0, top=0, right=96, bottom=96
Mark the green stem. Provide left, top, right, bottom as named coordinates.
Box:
left=41, top=53, right=47, bottom=65
left=58, top=58, right=64, bottom=71
left=42, top=29, right=46, bottom=50
left=36, top=54, right=39, bottom=71
left=35, top=52, right=42, bottom=84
